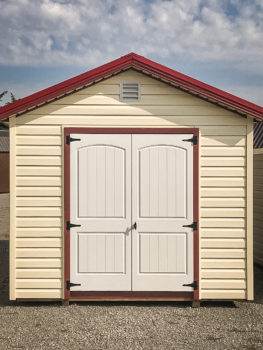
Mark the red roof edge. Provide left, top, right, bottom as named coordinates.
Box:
left=0, top=52, right=262, bottom=121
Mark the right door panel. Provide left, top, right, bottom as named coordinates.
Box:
left=132, top=134, right=194, bottom=291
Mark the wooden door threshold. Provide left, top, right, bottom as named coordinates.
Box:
left=69, top=291, right=195, bottom=301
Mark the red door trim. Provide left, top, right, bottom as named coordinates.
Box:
left=64, top=127, right=199, bottom=301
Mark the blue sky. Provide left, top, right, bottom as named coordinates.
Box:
left=0, top=0, right=263, bottom=105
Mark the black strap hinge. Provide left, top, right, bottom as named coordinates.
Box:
left=66, top=135, right=81, bottom=145
left=183, top=135, right=197, bottom=145
left=66, top=221, right=81, bottom=231
left=66, top=280, right=81, bottom=290
left=183, top=281, right=198, bottom=290
left=182, top=221, right=198, bottom=231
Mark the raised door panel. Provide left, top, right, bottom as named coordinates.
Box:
left=78, top=145, right=125, bottom=218
left=139, top=146, right=187, bottom=218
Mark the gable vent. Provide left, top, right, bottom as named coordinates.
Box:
left=120, top=82, right=140, bottom=102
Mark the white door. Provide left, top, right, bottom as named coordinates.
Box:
left=70, top=134, right=132, bottom=291
left=132, top=134, right=194, bottom=291
left=69, top=133, right=194, bottom=292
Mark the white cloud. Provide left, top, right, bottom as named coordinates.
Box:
left=0, top=0, right=262, bottom=72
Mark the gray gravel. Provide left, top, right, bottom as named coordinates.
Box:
left=1, top=241, right=263, bottom=350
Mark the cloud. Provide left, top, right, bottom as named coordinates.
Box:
left=0, top=0, right=262, bottom=73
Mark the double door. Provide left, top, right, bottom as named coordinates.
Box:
left=69, top=133, right=194, bottom=291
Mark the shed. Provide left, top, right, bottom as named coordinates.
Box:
left=0, top=129, right=9, bottom=193
left=253, top=122, right=263, bottom=266
left=0, top=53, right=262, bottom=303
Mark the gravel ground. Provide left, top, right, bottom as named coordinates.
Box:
left=0, top=241, right=263, bottom=350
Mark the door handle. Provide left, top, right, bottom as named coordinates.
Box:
left=133, top=222, right=137, bottom=230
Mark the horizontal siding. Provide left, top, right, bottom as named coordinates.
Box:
left=16, top=258, right=62, bottom=268
left=201, top=290, right=246, bottom=299
left=16, top=289, right=62, bottom=299
left=15, top=115, right=247, bottom=126
left=201, top=198, right=245, bottom=207
left=201, top=269, right=246, bottom=279
left=201, top=259, right=246, bottom=269
left=16, top=136, right=62, bottom=145
left=201, top=188, right=245, bottom=197
left=201, top=249, right=246, bottom=258
left=16, top=125, right=61, bottom=135
left=16, top=269, right=62, bottom=278
left=16, top=187, right=62, bottom=196
left=16, top=177, right=61, bottom=186
left=16, top=279, right=61, bottom=289
left=17, top=146, right=61, bottom=156
left=25, top=105, right=241, bottom=117
left=201, top=239, right=246, bottom=248
left=201, top=147, right=245, bottom=157
left=13, top=69, right=248, bottom=300
left=201, top=280, right=246, bottom=289
left=16, top=167, right=61, bottom=176
left=16, top=218, right=62, bottom=227
left=201, top=208, right=245, bottom=217
left=16, top=238, right=62, bottom=248
left=16, top=207, right=62, bottom=217
left=52, top=94, right=212, bottom=106
left=17, top=197, right=62, bottom=207
left=201, top=218, right=245, bottom=228
left=200, top=167, right=245, bottom=177
left=200, top=178, right=245, bottom=187
left=254, top=151, right=263, bottom=266
left=201, top=157, right=245, bottom=167
left=199, top=126, right=246, bottom=136
left=16, top=248, right=62, bottom=258
left=201, top=136, right=245, bottom=146
left=17, top=156, right=62, bottom=166
left=201, top=229, right=245, bottom=238
left=16, top=228, right=62, bottom=237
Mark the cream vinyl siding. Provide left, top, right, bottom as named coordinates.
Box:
left=11, top=69, right=252, bottom=300
left=254, top=149, right=263, bottom=266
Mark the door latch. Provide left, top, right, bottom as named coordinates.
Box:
left=133, top=222, right=137, bottom=230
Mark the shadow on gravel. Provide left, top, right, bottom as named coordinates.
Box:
left=1, top=240, right=263, bottom=308
left=70, top=300, right=237, bottom=308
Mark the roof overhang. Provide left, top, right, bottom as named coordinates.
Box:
left=0, top=52, right=262, bottom=121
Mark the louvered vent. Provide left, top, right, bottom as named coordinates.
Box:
left=120, top=82, right=140, bottom=102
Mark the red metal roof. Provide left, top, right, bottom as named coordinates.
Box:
left=0, top=52, right=262, bottom=120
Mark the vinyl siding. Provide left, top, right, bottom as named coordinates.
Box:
left=254, top=149, right=263, bottom=266
left=11, top=69, right=252, bottom=300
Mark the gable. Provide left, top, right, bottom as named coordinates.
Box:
left=16, top=69, right=245, bottom=125
left=0, top=53, right=262, bottom=121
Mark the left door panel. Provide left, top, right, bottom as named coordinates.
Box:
left=70, top=134, right=132, bottom=291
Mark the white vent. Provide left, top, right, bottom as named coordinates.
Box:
left=120, top=82, right=140, bottom=102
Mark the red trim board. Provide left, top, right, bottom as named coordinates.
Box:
left=0, top=52, right=262, bottom=120
left=64, top=127, right=199, bottom=301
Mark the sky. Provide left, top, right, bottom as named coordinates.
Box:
left=0, top=0, right=263, bottom=106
